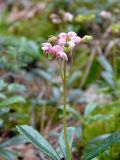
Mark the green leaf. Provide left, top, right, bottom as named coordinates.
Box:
left=34, top=69, right=53, bottom=82
left=0, top=135, right=28, bottom=147
left=84, top=103, right=98, bottom=117
left=58, top=127, right=75, bottom=160
left=8, top=83, right=26, bottom=92
left=59, top=105, right=81, bottom=120
left=0, top=80, right=7, bottom=91
left=85, top=114, right=113, bottom=125
left=0, top=96, right=25, bottom=108
left=0, top=147, right=17, bottom=160
left=0, top=119, right=3, bottom=127
left=67, top=71, right=82, bottom=87
left=84, top=130, right=120, bottom=160
left=98, top=55, right=113, bottom=73
left=28, top=40, right=39, bottom=55
left=87, top=134, right=111, bottom=144
left=74, top=125, right=82, bottom=140
left=67, top=89, right=82, bottom=102
left=52, top=87, right=60, bottom=101
left=0, top=93, right=6, bottom=99
left=102, top=71, right=114, bottom=87
left=16, top=125, right=60, bottom=160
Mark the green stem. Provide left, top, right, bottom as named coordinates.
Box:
left=113, top=49, right=117, bottom=83
left=63, top=60, right=71, bottom=160
left=109, top=146, right=112, bottom=159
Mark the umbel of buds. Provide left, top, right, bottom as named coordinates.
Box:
left=41, top=32, right=92, bottom=61
left=81, top=35, right=93, bottom=43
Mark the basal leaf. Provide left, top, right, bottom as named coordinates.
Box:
left=58, top=127, right=75, bottom=160
left=0, top=96, right=25, bottom=108
left=84, top=130, right=120, bottom=160
left=84, top=103, right=98, bottom=117
left=0, top=135, right=28, bottom=147
left=0, top=147, right=17, bottom=160
left=98, top=55, right=113, bottom=73
left=17, top=125, right=60, bottom=160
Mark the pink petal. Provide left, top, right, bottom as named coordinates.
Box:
left=68, top=41, right=75, bottom=50
left=58, top=32, right=67, bottom=38
left=41, top=43, right=52, bottom=51
left=74, top=36, right=81, bottom=44
left=52, top=45, right=64, bottom=53
left=63, top=12, right=74, bottom=22
left=42, top=43, right=52, bottom=48
left=57, top=38, right=66, bottom=45
left=68, top=31, right=77, bottom=39
left=58, top=52, right=68, bottom=61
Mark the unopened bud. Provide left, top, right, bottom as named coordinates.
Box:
left=47, top=54, right=55, bottom=61
left=81, top=35, right=93, bottom=43
left=48, top=36, right=57, bottom=44
left=64, top=46, right=71, bottom=54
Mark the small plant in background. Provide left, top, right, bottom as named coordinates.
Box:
left=0, top=80, right=26, bottom=159
left=0, top=80, right=26, bottom=128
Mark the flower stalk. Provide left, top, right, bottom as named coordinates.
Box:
left=41, top=31, right=93, bottom=160
left=63, top=60, right=71, bottom=160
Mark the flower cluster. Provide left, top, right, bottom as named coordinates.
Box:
left=41, top=31, right=81, bottom=61
left=50, top=11, right=74, bottom=24
left=100, top=11, right=111, bottom=19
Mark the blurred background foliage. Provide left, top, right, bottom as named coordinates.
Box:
left=0, top=0, right=120, bottom=159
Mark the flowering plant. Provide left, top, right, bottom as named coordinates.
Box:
left=17, top=32, right=92, bottom=160
left=42, top=32, right=93, bottom=160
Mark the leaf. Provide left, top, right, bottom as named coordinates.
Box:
left=87, top=134, right=111, bottom=144
left=59, top=105, right=81, bottom=120
left=0, top=96, right=25, bottom=108
left=16, top=125, right=60, bottom=160
left=0, top=147, right=17, bottom=160
left=74, top=125, right=82, bottom=140
left=67, top=71, right=82, bottom=87
left=8, top=83, right=26, bottom=92
left=84, top=103, right=98, bottom=117
left=102, top=71, right=114, bottom=87
left=0, top=135, right=28, bottom=147
left=34, top=69, right=53, bottom=82
left=49, top=131, right=60, bottom=138
left=52, top=87, right=60, bottom=101
left=67, top=89, right=83, bottom=102
left=0, top=93, right=6, bottom=99
left=28, top=41, right=39, bottom=55
left=84, top=130, right=120, bottom=160
left=85, top=114, right=113, bottom=125
left=0, top=119, right=3, bottom=127
left=58, top=127, right=75, bottom=160
left=98, top=55, right=113, bottom=73
left=0, top=80, right=7, bottom=91
left=0, top=107, right=10, bottom=115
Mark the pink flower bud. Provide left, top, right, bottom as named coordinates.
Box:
left=100, top=11, right=111, bottom=19
left=52, top=45, right=63, bottom=52
left=68, top=32, right=77, bottom=39
left=58, top=32, right=67, bottom=38
left=57, top=38, right=66, bottom=46
left=74, top=36, right=81, bottom=44
left=68, top=41, right=75, bottom=50
left=41, top=43, right=52, bottom=53
left=52, top=45, right=68, bottom=61
left=59, top=52, right=68, bottom=61
left=63, top=12, right=74, bottom=22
